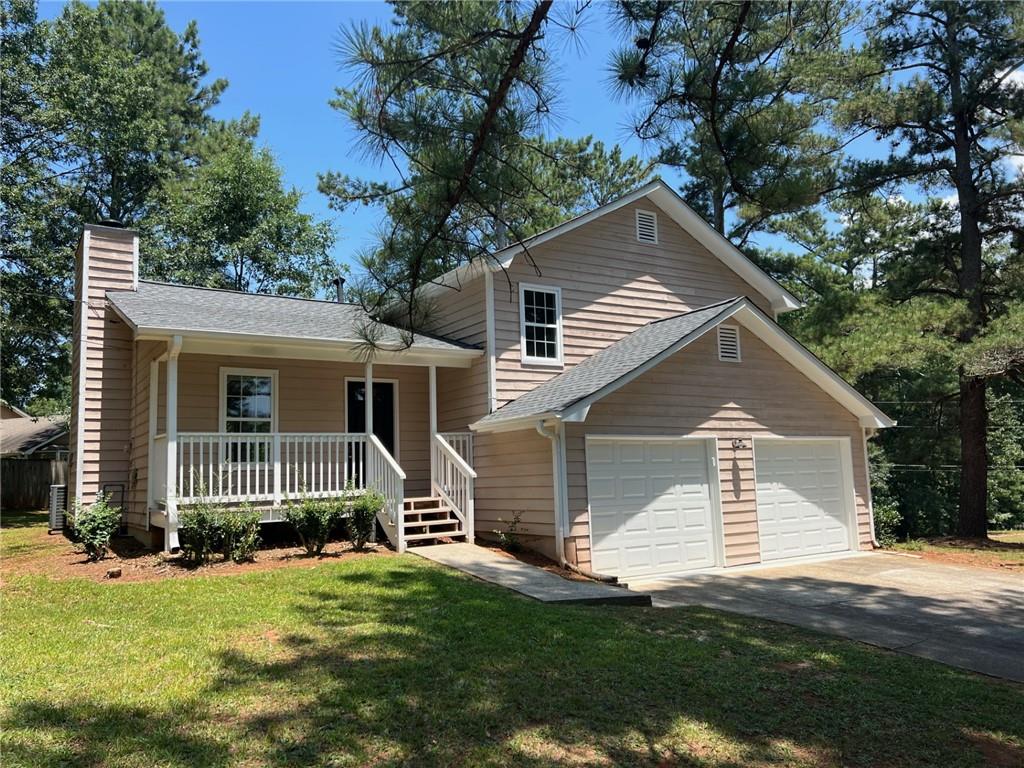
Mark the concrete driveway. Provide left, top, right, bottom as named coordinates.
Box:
left=633, top=553, right=1024, bottom=682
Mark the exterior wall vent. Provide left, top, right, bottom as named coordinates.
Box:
left=718, top=325, right=741, bottom=362
left=635, top=209, right=658, bottom=244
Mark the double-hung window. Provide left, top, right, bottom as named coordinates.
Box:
left=220, top=368, right=277, bottom=462
left=519, top=284, right=562, bottom=365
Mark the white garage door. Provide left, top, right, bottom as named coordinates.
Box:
left=587, top=439, right=719, bottom=579
left=755, top=439, right=853, bottom=562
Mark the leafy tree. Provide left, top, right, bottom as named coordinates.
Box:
left=609, top=0, right=861, bottom=241
left=1, top=0, right=223, bottom=411
left=838, top=1, right=1024, bottom=537
left=145, top=116, right=338, bottom=296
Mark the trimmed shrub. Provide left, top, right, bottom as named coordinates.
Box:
left=874, top=501, right=903, bottom=548
left=74, top=493, right=121, bottom=561
left=221, top=507, right=261, bottom=563
left=178, top=502, right=222, bottom=565
left=349, top=490, right=383, bottom=551
left=285, top=496, right=342, bottom=556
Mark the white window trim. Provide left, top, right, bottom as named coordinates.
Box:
left=635, top=208, right=659, bottom=244
left=344, top=376, right=400, bottom=461
left=718, top=325, right=741, bottom=363
left=519, top=282, right=564, bottom=367
left=218, top=367, right=279, bottom=433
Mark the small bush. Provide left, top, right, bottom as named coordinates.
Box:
left=178, top=502, right=222, bottom=565
left=874, top=501, right=903, bottom=548
left=74, top=493, right=121, bottom=561
left=285, top=496, right=342, bottom=556
left=900, top=538, right=925, bottom=552
left=494, top=510, right=523, bottom=553
left=349, top=490, right=383, bottom=551
left=221, top=507, right=261, bottom=563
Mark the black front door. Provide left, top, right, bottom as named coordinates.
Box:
left=347, top=380, right=396, bottom=456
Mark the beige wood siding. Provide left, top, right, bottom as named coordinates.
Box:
left=126, top=340, right=165, bottom=530
left=173, top=355, right=432, bottom=496
left=473, top=427, right=556, bottom=558
left=69, top=228, right=136, bottom=521
left=426, top=274, right=490, bottom=431
left=493, top=200, right=774, bottom=406
left=563, top=328, right=873, bottom=570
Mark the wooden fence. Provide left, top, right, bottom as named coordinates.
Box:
left=1, top=458, right=68, bottom=510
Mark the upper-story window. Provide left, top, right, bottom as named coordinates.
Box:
left=519, top=283, right=562, bottom=366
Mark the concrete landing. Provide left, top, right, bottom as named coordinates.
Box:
left=413, top=543, right=651, bottom=606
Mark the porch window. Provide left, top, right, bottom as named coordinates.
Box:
left=220, top=368, right=278, bottom=462
left=519, top=283, right=562, bottom=365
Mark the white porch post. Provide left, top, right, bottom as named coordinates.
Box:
left=364, top=361, right=374, bottom=438
left=428, top=365, right=437, bottom=488
left=272, top=434, right=282, bottom=506
left=164, top=335, right=182, bottom=551
left=146, top=360, right=158, bottom=519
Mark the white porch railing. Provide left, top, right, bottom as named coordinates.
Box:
left=173, top=432, right=368, bottom=505
left=439, top=431, right=473, bottom=465
left=431, top=433, right=477, bottom=543
left=366, top=434, right=406, bottom=551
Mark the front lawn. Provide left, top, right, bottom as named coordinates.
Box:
left=2, top=520, right=1022, bottom=767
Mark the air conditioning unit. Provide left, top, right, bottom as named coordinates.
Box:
left=49, top=484, right=67, bottom=533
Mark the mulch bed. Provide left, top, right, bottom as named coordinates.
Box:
left=1, top=524, right=393, bottom=585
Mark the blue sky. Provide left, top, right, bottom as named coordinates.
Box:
left=41, top=1, right=656, bottom=278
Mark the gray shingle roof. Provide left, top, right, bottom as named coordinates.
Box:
left=107, top=281, right=477, bottom=352
left=1, top=415, right=68, bottom=456
left=474, top=298, right=744, bottom=428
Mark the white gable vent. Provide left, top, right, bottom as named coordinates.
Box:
left=718, top=326, right=741, bottom=362
left=635, top=209, right=658, bottom=244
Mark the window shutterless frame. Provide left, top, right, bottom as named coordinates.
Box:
left=218, top=367, right=279, bottom=463
left=519, top=282, right=563, bottom=366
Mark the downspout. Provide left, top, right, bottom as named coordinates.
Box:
left=535, top=419, right=619, bottom=583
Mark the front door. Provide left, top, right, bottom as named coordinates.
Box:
left=346, top=380, right=397, bottom=456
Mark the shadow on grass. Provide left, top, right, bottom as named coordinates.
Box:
left=4, top=559, right=1023, bottom=767
left=3, top=701, right=230, bottom=768
left=1, top=509, right=49, bottom=529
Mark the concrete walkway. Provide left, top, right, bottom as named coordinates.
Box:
left=413, top=543, right=651, bottom=606
left=632, top=553, right=1024, bottom=682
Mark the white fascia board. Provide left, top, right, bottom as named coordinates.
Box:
left=469, top=412, right=559, bottom=433
left=731, top=306, right=895, bottom=428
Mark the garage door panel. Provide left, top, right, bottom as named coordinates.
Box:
left=588, top=439, right=718, bottom=578
left=756, top=440, right=852, bottom=562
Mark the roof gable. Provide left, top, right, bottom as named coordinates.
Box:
left=424, top=180, right=801, bottom=314
left=471, top=297, right=893, bottom=432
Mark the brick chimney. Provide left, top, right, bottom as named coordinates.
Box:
left=68, top=224, right=139, bottom=513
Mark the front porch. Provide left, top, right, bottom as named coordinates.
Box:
left=143, top=347, right=476, bottom=554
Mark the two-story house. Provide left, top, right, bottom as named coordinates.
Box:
left=69, top=180, right=892, bottom=581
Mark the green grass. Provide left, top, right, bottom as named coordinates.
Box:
left=993, top=530, right=1024, bottom=545
left=889, top=534, right=1024, bottom=567
left=2, top=522, right=1022, bottom=767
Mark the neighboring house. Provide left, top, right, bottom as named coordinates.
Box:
left=1, top=412, right=69, bottom=459
left=69, top=180, right=893, bottom=580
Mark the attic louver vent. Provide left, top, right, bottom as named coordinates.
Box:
left=718, top=326, right=741, bottom=362
left=635, top=209, right=658, bottom=244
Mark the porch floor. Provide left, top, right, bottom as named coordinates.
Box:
left=412, top=543, right=651, bottom=606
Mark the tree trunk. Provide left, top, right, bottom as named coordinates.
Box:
left=711, top=181, right=726, bottom=235
left=947, top=10, right=988, bottom=538
left=957, top=373, right=988, bottom=538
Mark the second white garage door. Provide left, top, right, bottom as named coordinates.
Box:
left=587, top=439, right=719, bottom=579
left=755, top=439, right=854, bottom=562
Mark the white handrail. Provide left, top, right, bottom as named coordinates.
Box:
left=431, top=433, right=476, bottom=543
left=366, top=434, right=406, bottom=552
left=438, top=431, right=473, bottom=464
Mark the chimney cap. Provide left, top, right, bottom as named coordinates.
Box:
left=98, top=218, right=124, bottom=228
